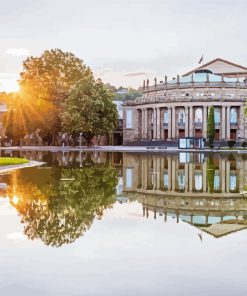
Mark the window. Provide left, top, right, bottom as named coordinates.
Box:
left=163, top=173, right=168, bottom=189
left=178, top=110, right=185, bottom=125
left=178, top=172, right=185, bottom=190
left=230, top=173, right=237, bottom=191
left=230, top=108, right=237, bottom=124
left=214, top=174, right=220, bottom=191
left=126, top=110, right=133, bottom=128
left=164, top=111, right=169, bottom=126
left=195, top=108, right=203, bottom=123
left=195, top=172, right=202, bottom=191
left=126, top=168, right=133, bottom=188
left=214, top=109, right=220, bottom=124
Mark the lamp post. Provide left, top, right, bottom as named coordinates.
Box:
left=79, top=133, right=82, bottom=148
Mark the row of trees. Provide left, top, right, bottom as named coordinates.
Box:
left=4, top=49, right=118, bottom=146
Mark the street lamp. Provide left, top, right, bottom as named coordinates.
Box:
left=79, top=133, right=82, bottom=148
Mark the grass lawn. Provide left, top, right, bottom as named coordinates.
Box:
left=0, top=157, right=29, bottom=166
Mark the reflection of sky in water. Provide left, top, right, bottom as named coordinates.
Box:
left=0, top=200, right=247, bottom=296
left=0, top=151, right=246, bottom=295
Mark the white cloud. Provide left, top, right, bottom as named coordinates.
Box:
left=6, top=232, right=26, bottom=243
left=6, top=48, right=30, bottom=57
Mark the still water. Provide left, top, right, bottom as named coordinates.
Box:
left=0, top=150, right=247, bottom=296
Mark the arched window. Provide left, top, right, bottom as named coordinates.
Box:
left=230, top=108, right=237, bottom=124
left=164, top=110, right=169, bottom=126
left=195, top=108, right=203, bottom=124
left=214, top=109, right=220, bottom=124
left=178, top=110, right=185, bottom=126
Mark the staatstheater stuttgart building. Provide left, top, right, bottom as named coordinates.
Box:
left=123, top=58, right=247, bottom=146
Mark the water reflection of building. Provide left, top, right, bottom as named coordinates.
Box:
left=123, top=152, right=247, bottom=238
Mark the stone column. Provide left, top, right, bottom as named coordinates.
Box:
left=168, top=107, right=172, bottom=140
left=141, top=109, right=145, bottom=139
left=226, top=160, right=230, bottom=192
left=144, top=108, right=148, bottom=139
left=185, top=106, right=189, bottom=137
left=153, top=108, right=157, bottom=140
left=168, top=156, right=172, bottom=191
left=172, top=107, right=176, bottom=139
left=203, top=161, right=207, bottom=192
left=221, top=106, right=226, bottom=140
left=203, top=106, right=207, bottom=138
left=156, top=157, right=161, bottom=190
left=221, top=158, right=226, bottom=193
left=156, top=107, right=161, bottom=140
left=189, top=106, right=194, bottom=137
left=226, top=106, right=231, bottom=139
left=189, top=163, right=194, bottom=191
left=239, top=105, right=245, bottom=139
left=185, top=163, right=189, bottom=192
left=171, top=158, right=176, bottom=191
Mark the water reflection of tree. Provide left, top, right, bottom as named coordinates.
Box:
left=8, top=162, right=117, bottom=247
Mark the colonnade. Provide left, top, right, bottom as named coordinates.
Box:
left=136, top=155, right=244, bottom=194
left=140, top=105, right=242, bottom=141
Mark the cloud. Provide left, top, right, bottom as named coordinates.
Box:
left=6, top=48, right=30, bottom=57
left=6, top=232, right=26, bottom=243
left=124, top=71, right=149, bottom=77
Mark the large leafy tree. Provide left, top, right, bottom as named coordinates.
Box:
left=17, top=48, right=92, bottom=133
left=61, top=77, right=118, bottom=146
left=7, top=159, right=118, bottom=247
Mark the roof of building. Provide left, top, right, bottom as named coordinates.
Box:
left=183, top=58, right=247, bottom=77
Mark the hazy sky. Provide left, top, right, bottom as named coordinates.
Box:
left=0, top=0, right=246, bottom=91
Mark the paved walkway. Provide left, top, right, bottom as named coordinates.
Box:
left=0, top=145, right=246, bottom=153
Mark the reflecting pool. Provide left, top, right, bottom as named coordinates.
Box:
left=0, top=151, right=247, bottom=296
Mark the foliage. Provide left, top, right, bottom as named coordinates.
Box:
left=241, top=141, right=247, bottom=148
left=7, top=160, right=118, bottom=247
left=227, top=140, right=236, bottom=148
left=0, top=157, right=29, bottom=166
left=3, top=91, right=57, bottom=140
left=207, top=154, right=215, bottom=193
left=61, top=78, right=118, bottom=146
left=207, top=106, right=215, bottom=147
left=6, top=49, right=93, bottom=135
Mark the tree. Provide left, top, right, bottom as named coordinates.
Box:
left=7, top=160, right=118, bottom=247
left=61, top=77, right=118, bottom=146
left=207, top=106, right=215, bottom=147
left=18, top=48, right=92, bottom=133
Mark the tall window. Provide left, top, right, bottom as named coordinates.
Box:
left=214, top=109, right=220, bottom=125
left=177, top=172, right=185, bottom=190
left=164, top=111, right=169, bottom=126
left=126, top=110, right=133, bottom=128
left=195, top=108, right=203, bottom=124
left=230, top=173, right=237, bottom=191
left=230, top=108, right=237, bottom=124
left=195, top=172, right=202, bottom=191
left=178, top=110, right=185, bottom=125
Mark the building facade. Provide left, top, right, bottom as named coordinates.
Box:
left=123, top=58, right=247, bottom=144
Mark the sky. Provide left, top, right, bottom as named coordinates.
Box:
left=0, top=0, right=246, bottom=92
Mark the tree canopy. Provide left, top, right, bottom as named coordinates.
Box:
left=7, top=159, right=118, bottom=247
left=61, top=77, right=118, bottom=146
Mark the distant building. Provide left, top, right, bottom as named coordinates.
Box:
left=123, top=58, right=247, bottom=144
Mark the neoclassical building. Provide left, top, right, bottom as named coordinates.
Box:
left=122, top=153, right=247, bottom=238
left=123, top=58, right=247, bottom=144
